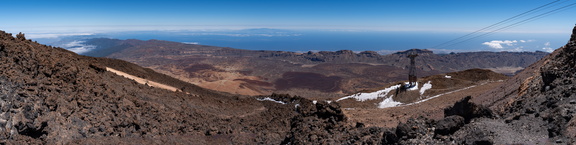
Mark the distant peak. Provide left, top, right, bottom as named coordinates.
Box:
left=394, top=49, right=433, bottom=55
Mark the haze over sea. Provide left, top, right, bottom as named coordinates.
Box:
left=33, top=29, right=570, bottom=55
left=3, top=0, right=575, bottom=54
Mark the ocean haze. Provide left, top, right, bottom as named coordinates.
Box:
left=39, top=29, right=571, bottom=55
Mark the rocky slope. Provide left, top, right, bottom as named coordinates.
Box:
left=71, top=37, right=547, bottom=98
left=0, top=31, right=389, bottom=144
left=388, top=25, right=576, bottom=144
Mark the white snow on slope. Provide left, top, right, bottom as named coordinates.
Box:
left=336, top=84, right=401, bottom=102
left=407, top=82, right=419, bottom=91
left=378, top=85, right=477, bottom=109
left=337, top=82, right=420, bottom=102
left=420, top=81, right=432, bottom=95
left=257, top=97, right=287, bottom=104
left=405, top=85, right=478, bottom=106
left=378, top=96, right=403, bottom=108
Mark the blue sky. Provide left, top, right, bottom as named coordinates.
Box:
left=1, top=0, right=575, bottom=52
left=3, top=0, right=574, bottom=32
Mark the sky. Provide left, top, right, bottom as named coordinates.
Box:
left=1, top=0, right=575, bottom=52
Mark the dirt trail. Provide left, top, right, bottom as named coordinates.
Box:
left=106, top=67, right=182, bottom=93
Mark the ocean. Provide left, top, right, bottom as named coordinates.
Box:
left=45, top=29, right=571, bottom=54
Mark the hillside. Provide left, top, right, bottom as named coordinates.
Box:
left=1, top=25, right=575, bottom=144
left=372, top=25, right=576, bottom=144
left=0, top=31, right=373, bottom=144
left=72, top=38, right=547, bottom=98
left=335, top=68, right=508, bottom=128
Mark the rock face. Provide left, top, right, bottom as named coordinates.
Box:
left=499, top=25, right=576, bottom=142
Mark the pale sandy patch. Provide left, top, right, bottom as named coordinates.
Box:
left=106, top=67, right=182, bottom=93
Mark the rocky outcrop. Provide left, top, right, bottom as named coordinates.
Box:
left=444, top=96, right=494, bottom=123
left=434, top=115, right=465, bottom=136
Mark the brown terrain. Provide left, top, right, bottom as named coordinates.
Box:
left=1, top=25, right=575, bottom=144
left=79, top=38, right=547, bottom=98
left=337, top=69, right=508, bottom=128
left=0, top=31, right=352, bottom=144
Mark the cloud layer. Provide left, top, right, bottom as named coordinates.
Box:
left=542, top=42, right=554, bottom=52
left=481, top=40, right=539, bottom=52
left=61, top=41, right=97, bottom=54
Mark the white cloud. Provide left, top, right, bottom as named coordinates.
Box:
left=481, top=39, right=536, bottom=52
left=182, top=42, right=199, bottom=45
left=482, top=40, right=517, bottom=49
left=542, top=42, right=555, bottom=52
left=61, top=41, right=96, bottom=54
left=509, top=46, right=525, bottom=52
left=376, top=50, right=399, bottom=55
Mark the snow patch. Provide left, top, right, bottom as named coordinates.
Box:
left=406, top=82, right=419, bottom=91
left=312, top=100, right=317, bottom=105
left=445, top=75, right=452, bottom=78
left=381, top=84, right=480, bottom=109
left=378, top=96, right=403, bottom=108
left=406, top=85, right=478, bottom=106
left=336, top=84, right=401, bottom=102
left=420, top=81, right=432, bottom=95
left=257, top=97, right=287, bottom=104
left=337, top=82, right=421, bottom=102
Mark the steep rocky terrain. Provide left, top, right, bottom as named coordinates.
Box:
left=71, top=37, right=547, bottom=98
left=0, top=31, right=388, bottom=144
left=384, top=25, right=576, bottom=144
left=2, top=25, right=572, bottom=144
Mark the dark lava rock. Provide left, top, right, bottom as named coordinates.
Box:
left=396, top=117, right=433, bottom=140
left=444, top=96, right=494, bottom=123
left=382, top=131, right=398, bottom=144
left=434, top=115, right=465, bottom=136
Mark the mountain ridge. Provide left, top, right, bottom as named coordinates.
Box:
left=73, top=38, right=547, bottom=98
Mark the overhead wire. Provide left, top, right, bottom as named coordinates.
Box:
left=439, top=2, right=576, bottom=49
left=431, top=0, right=562, bottom=49
left=432, top=0, right=576, bottom=49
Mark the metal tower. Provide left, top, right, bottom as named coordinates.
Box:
left=407, top=51, right=418, bottom=87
